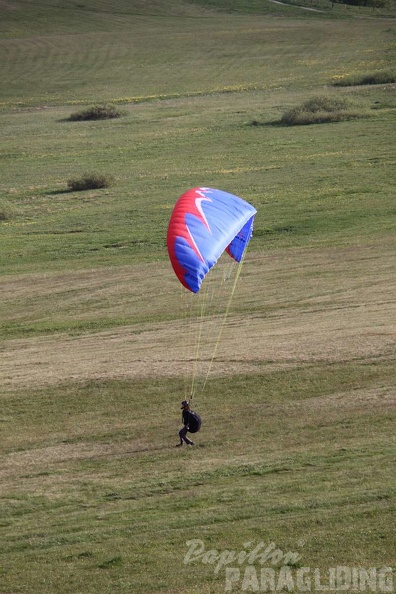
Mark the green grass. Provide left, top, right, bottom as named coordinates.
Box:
left=1, top=82, right=395, bottom=274
left=0, top=1, right=395, bottom=593
left=1, top=370, right=395, bottom=593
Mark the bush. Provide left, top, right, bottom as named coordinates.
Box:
left=333, top=71, right=396, bottom=87
left=280, top=95, right=364, bottom=126
left=68, top=104, right=125, bottom=121
left=67, top=173, right=115, bottom=191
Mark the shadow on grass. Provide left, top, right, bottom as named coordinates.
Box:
left=249, top=119, right=286, bottom=127
left=45, top=188, right=72, bottom=195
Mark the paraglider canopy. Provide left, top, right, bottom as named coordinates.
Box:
left=167, top=187, right=257, bottom=293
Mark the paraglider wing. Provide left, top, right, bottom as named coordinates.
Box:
left=167, top=187, right=257, bottom=293
left=226, top=216, right=256, bottom=263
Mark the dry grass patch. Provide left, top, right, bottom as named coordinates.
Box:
left=1, top=241, right=395, bottom=392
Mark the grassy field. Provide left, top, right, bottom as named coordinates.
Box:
left=0, top=1, right=395, bottom=593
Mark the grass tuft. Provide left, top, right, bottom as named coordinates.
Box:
left=0, top=201, right=13, bottom=221
left=67, top=173, right=115, bottom=191
left=280, top=95, right=366, bottom=125
left=333, top=70, right=396, bottom=87
left=68, top=104, right=126, bottom=121
left=98, top=556, right=123, bottom=569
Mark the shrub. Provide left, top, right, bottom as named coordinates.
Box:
left=333, top=71, right=396, bottom=87
left=67, top=173, right=115, bottom=191
left=280, top=95, right=364, bottom=126
left=68, top=104, right=125, bottom=121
